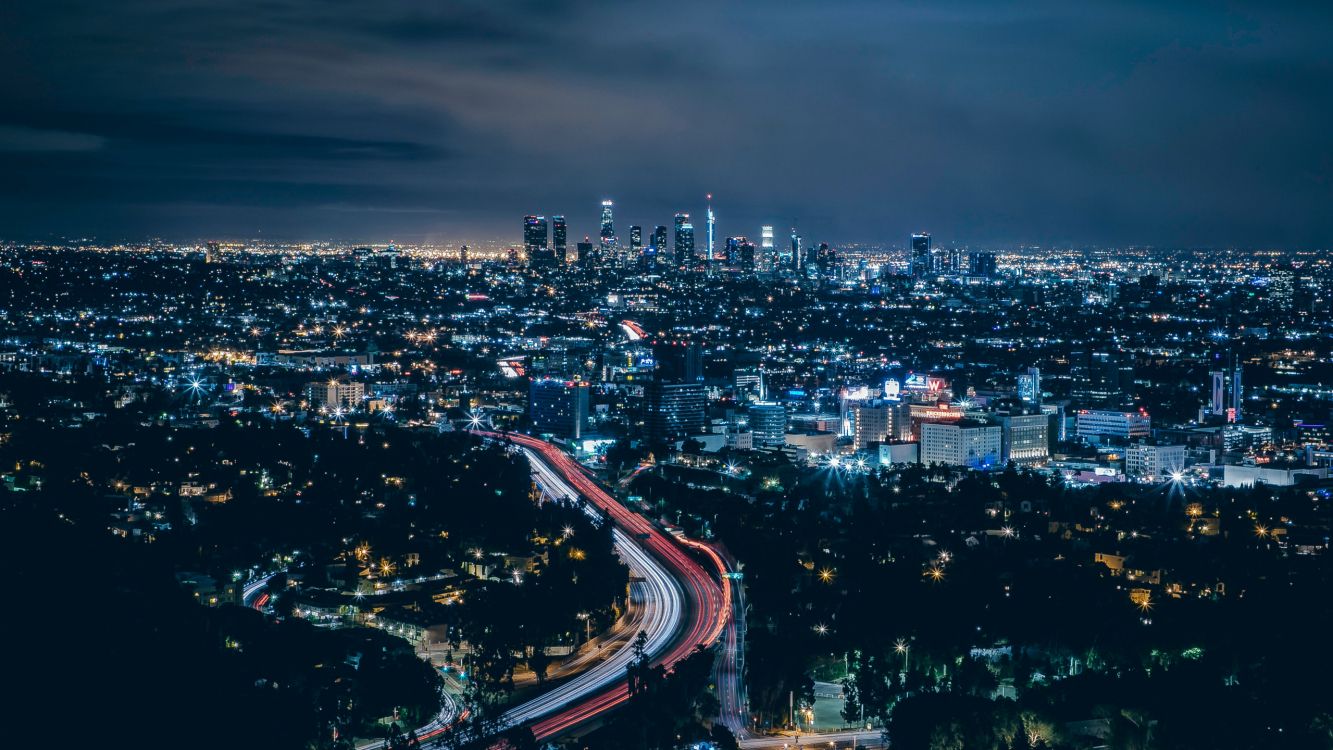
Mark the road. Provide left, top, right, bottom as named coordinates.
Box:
left=241, top=574, right=272, bottom=609
left=709, top=545, right=750, bottom=740
left=483, top=432, right=729, bottom=740
left=737, top=729, right=885, bottom=749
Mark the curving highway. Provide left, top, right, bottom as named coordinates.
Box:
left=279, top=431, right=726, bottom=748
left=483, top=432, right=729, bottom=740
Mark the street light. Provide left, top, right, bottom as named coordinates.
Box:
left=895, top=639, right=910, bottom=675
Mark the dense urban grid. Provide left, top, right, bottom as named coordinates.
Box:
left=4, top=214, right=1330, bottom=750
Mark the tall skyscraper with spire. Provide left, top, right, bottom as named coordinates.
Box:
left=706, top=194, right=716, bottom=267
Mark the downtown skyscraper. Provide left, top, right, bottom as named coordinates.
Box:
left=911, top=232, right=932, bottom=278
left=674, top=213, right=695, bottom=268
left=599, top=200, right=615, bottom=252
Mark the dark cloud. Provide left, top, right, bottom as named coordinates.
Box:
left=0, top=0, right=1330, bottom=246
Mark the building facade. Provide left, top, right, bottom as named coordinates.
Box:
left=529, top=379, right=590, bottom=439
left=920, top=421, right=1002, bottom=468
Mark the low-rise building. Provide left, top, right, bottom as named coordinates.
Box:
left=1076, top=409, right=1151, bottom=442
left=1125, top=443, right=1186, bottom=482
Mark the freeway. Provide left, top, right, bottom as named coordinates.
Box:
left=370, top=441, right=679, bottom=749
left=709, top=545, right=750, bottom=740
left=482, top=432, right=729, bottom=739
left=241, top=574, right=273, bottom=609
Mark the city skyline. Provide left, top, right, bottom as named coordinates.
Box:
left=3, top=1, right=1333, bottom=246
left=6, top=4, right=1332, bottom=750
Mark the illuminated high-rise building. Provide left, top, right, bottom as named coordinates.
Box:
left=737, top=237, right=756, bottom=272
left=815, top=242, right=836, bottom=281
left=552, top=216, right=567, bottom=263
left=652, top=225, right=668, bottom=253
left=1231, top=366, right=1243, bottom=421
left=1018, top=367, right=1042, bottom=406
left=911, top=232, right=932, bottom=278
left=969, top=251, right=997, bottom=277
left=529, top=379, right=589, bottom=439
left=647, top=339, right=705, bottom=441
left=760, top=226, right=775, bottom=272
left=706, top=194, right=716, bottom=265
left=629, top=225, right=642, bottom=250
left=524, top=215, right=550, bottom=265
left=1210, top=370, right=1226, bottom=416
left=749, top=402, right=788, bottom=448
left=789, top=229, right=802, bottom=272
left=674, top=213, right=695, bottom=268
left=599, top=200, right=615, bottom=250
left=646, top=382, right=706, bottom=441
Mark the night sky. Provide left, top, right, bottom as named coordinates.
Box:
left=2, top=1, right=1330, bottom=247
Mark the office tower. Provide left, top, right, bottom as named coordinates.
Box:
left=733, top=366, right=763, bottom=396
left=1231, top=366, right=1243, bottom=421
left=815, top=242, right=836, bottom=281
left=524, top=215, right=550, bottom=265
left=1017, top=367, right=1042, bottom=406
left=1268, top=268, right=1295, bottom=310
left=706, top=194, right=716, bottom=265
left=600, top=200, right=615, bottom=250
left=1210, top=371, right=1226, bottom=416
left=851, top=400, right=893, bottom=452
left=921, top=421, right=1002, bottom=468
left=1071, top=350, right=1134, bottom=406
left=760, top=226, right=775, bottom=272
left=629, top=225, right=642, bottom=251
left=459, top=245, right=469, bottom=265
left=969, top=251, right=997, bottom=277
left=674, top=213, right=695, bottom=268
left=576, top=239, right=594, bottom=267
left=911, top=232, right=932, bottom=278
left=652, top=225, right=668, bottom=255
left=1075, top=409, right=1151, bottom=441
left=998, top=413, right=1050, bottom=466
left=788, top=229, right=802, bottom=272
left=749, top=402, right=788, bottom=448
left=724, top=236, right=739, bottom=267
left=552, top=216, right=567, bottom=263
left=652, top=340, right=703, bottom=384
left=529, top=378, right=589, bottom=439
left=738, top=237, right=756, bottom=273
left=947, top=247, right=963, bottom=274
left=646, top=339, right=705, bottom=442
left=645, top=382, right=706, bottom=442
